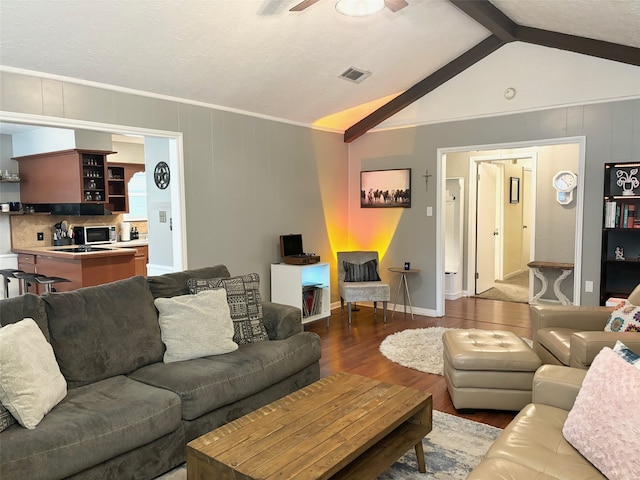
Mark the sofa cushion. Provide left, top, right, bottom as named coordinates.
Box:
left=147, top=265, right=231, bottom=299
left=485, top=403, right=605, bottom=479
left=0, top=318, right=67, bottom=429
left=44, top=276, right=164, bottom=388
left=0, top=293, right=48, bottom=340
left=188, top=273, right=269, bottom=344
left=0, top=375, right=181, bottom=480
left=343, top=259, right=381, bottom=282
left=129, top=331, right=321, bottom=420
left=467, top=457, right=564, bottom=480
left=563, top=347, right=640, bottom=480
left=605, top=300, right=640, bottom=332
left=155, top=289, right=238, bottom=363
left=536, top=327, right=577, bottom=365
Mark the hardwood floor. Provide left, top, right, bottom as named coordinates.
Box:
left=304, top=297, right=532, bottom=429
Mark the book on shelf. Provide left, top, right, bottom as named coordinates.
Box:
left=605, top=201, right=616, bottom=228
left=628, top=204, right=637, bottom=228
left=605, top=201, right=640, bottom=228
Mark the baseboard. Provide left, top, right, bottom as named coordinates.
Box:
left=329, top=301, right=439, bottom=318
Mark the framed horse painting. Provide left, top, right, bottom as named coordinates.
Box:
left=360, top=168, right=411, bottom=208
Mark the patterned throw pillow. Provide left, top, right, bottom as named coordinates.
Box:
left=613, top=340, right=640, bottom=370
left=188, top=273, right=269, bottom=344
left=343, top=259, right=381, bottom=282
left=0, top=403, right=16, bottom=432
left=604, top=300, right=640, bottom=332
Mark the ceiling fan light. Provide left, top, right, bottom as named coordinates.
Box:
left=335, top=0, right=385, bottom=17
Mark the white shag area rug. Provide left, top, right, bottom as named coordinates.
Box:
left=379, top=327, right=534, bottom=376
left=379, top=327, right=457, bottom=375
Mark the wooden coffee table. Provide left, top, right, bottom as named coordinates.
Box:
left=186, top=372, right=433, bottom=480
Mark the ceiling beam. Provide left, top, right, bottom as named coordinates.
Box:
left=344, top=35, right=505, bottom=143
left=517, top=26, right=640, bottom=67
left=449, top=0, right=517, bottom=42
left=344, top=0, right=640, bottom=142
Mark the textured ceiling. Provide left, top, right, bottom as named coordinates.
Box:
left=0, top=0, right=638, bottom=131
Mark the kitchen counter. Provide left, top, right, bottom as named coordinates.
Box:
left=13, top=243, right=149, bottom=293
left=111, top=239, right=149, bottom=248
left=12, top=240, right=148, bottom=259
left=12, top=245, right=137, bottom=260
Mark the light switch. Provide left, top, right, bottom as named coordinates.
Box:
left=159, top=211, right=167, bottom=223
left=585, top=281, right=593, bottom=293
left=427, top=207, right=433, bottom=216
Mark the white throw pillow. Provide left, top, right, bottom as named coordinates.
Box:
left=155, top=289, right=238, bottom=363
left=562, top=347, right=640, bottom=480
left=0, top=318, right=67, bottom=429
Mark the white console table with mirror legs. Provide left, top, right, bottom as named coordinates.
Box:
left=527, top=261, right=574, bottom=305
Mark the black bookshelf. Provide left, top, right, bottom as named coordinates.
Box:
left=601, top=162, right=640, bottom=304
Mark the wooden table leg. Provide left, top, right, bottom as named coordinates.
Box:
left=415, top=441, right=426, bottom=473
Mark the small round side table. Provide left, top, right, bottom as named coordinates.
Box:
left=388, top=267, right=421, bottom=320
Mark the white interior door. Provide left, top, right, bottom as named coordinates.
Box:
left=476, top=162, right=498, bottom=294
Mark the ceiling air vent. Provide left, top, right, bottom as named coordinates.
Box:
left=339, top=67, right=371, bottom=84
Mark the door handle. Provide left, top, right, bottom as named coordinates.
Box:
left=493, top=229, right=499, bottom=236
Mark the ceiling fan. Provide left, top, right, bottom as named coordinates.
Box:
left=290, top=0, right=409, bottom=13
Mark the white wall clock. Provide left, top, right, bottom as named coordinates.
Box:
left=552, top=170, right=577, bottom=205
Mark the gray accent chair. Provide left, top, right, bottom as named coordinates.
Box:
left=337, top=251, right=390, bottom=325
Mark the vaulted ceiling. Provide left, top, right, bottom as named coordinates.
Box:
left=1, top=0, right=638, bottom=142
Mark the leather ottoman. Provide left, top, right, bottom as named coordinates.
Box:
left=443, top=329, right=542, bottom=411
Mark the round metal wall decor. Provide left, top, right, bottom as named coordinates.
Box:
left=153, top=161, right=170, bottom=189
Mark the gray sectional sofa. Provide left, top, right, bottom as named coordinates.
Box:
left=0, top=265, right=321, bottom=479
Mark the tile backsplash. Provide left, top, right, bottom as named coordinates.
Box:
left=10, top=214, right=147, bottom=248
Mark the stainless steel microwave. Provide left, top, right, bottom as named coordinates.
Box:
left=73, top=226, right=114, bottom=245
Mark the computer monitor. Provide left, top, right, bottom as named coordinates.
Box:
left=280, top=234, right=303, bottom=257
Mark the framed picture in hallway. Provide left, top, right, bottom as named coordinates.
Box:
left=510, top=177, right=520, bottom=204
left=360, top=168, right=411, bottom=208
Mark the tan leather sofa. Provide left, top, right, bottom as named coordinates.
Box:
left=467, top=365, right=606, bottom=479
left=532, top=284, right=640, bottom=368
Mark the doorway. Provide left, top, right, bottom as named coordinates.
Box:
left=0, top=111, right=187, bottom=273
left=470, top=154, right=536, bottom=303
left=436, top=137, right=585, bottom=317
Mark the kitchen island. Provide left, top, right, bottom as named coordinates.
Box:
left=13, top=244, right=140, bottom=293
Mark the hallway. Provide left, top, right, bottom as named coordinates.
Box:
left=473, top=271, right=529, bottom=304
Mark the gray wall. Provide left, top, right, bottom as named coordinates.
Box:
left=0, top=71, right=348, bottom=299
left=350, top=100, right=640, bottom=307
left=2, top=70, right=638, bottom=308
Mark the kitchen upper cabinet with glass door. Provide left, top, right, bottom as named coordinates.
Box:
left=601, top=162, right=640, bottom=305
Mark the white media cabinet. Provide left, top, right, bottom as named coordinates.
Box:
left=270, top=262, right=331, bottom=325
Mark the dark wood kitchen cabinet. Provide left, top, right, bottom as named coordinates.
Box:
left=17, top=253, right=40, bottom=294
left=133, top=245, right=148, bottom=277
left=106, top=162, right=145, bottom=213
left=14, top=149, right=115, bottom=204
